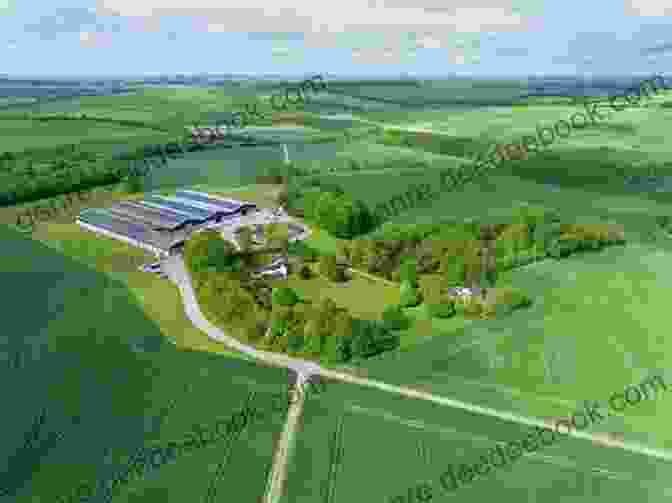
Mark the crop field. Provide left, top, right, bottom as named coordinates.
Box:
left=6, top=79, right=672, bottom=501
left=140, top=143, right=292, bottom=192
left=27, top=216, right=253, bottom=360
left=0, top=118, right=171, bottom=153
left=356, top=243, right=672, bottom=445
left=0, top=224, right=290, bottom=503
left=284, top=380, right=672, bottom=503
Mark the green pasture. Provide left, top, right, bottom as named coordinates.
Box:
left=285, top=380, right=672, bottom=503
left=0, top=225, right=289, bottom=503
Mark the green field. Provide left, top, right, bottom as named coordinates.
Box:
left=0, top=118, right=172, bottom=153
left=285, top=380, right=672, bottom=503
left=0, top=225, right=290, bottom=503
left=5, top=79, right=672, bottom=502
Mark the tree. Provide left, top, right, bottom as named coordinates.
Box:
left=265, top=223, right=289, bottom=252
left=287, top=332, right=305, bottom=355
left=320, top=254, right=342, bottom=281
left=270, top=317, right=288, bottom=338
left=381, top=305, right=409, bottom=331
left=440, top=255, right=466, bottom=287
left=185, top=232, right=239, bottom=273
left=336, top=241, right=351, bottom=263
left=351, top=320, right=377, bottom=358
left=310, top=190, right=373, bottom=238
left=425, top=300, right=456, bottom=319
left=303, top=317, right=324, bottom=356
left=123, top=170, right=147, bottom=193
left=235, top=226, right=254, bottom=252
left=299, top=264, right=312, bottom=279
left=399, top=257, right=418, bottom=286
left=276, top=186, right=289, bottom=206
left=272, top=287, right=300, bottom=307
left=399, top=280, right=420, bottom=308
left=321, top=335, right=340, bottom=363
left=370, top=323, right=400, bottom=353
left=331, top=311, right=353, bottom=362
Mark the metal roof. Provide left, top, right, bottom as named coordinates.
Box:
left=179, top=190, right=257, bottom=211
left=118, top=201, right=192, bottom=222
left=168, top=195, right=226, bottom=213
left=145, top=195, right=212, bottom=219
left=107, top=202, right=188, bottom=230
left=175, top=190, right=241, bottom=212
left=78, top=209, right=163, bottom=247
left=137, top=199, right=197, bottom=218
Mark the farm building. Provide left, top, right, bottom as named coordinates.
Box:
left=76, top=190, right=258, bottom=257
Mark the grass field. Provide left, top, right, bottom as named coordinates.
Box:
left=286, top=271, right=401, bottom=322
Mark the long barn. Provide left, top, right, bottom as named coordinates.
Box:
left=76, top=190, right=258, bottom=256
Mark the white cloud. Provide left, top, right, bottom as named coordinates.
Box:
left=416, top=36, right=443, bottom=49
left=98, top=0, right=537, bottom=38
left=97, top=0, right=538, bottom=64
left=624, top=0, right=672, bottom=16
left=79, top=31, right=113, bottom=48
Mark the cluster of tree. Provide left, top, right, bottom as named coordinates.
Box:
left=0, top=135, right=198, bottom=206
left=0, top=156, right=127, bottom=206
left=0, top=130, right=224, bottom=206
left=287, top=183, right=375, bottom=238
left=14, top=190, right=93, bottom=232
left=259, top=294, right=400, bottom=363
left=339, top=206, right=626, bottom=288
left=183, top=231, right=401, bottom=362
left=319, top=254, right=349, bottom=282
left=184, top=231, right=245, bottom=275
left=287, top=240, right=320, bottom=262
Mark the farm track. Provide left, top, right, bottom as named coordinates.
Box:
left=323, top=413, right=345, bottom=503
left=203, top=392, right=257, bottom=503
left=262, top=387, right=306, bottom=503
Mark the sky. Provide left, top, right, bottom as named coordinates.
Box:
left=2, top=0, right=672, bottom=77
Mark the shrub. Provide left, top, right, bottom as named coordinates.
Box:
left=299, top=264, right=312, bottom=279
left=462, top=297, right=485, bottom=318
left=485, top=287, right=532, bottom=316
left=271, top=287, right=300, bottom=306
left=399, top=280, right=421, bottom=307
left=424, top=300, right=456, bottom=319
left=381, top=305, right=410, bottom=331
left=400, top=257, right=418, bottom=286
left=288, top=241, right=319, bottom=262
left=320, top=254, right=346, bottom=281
